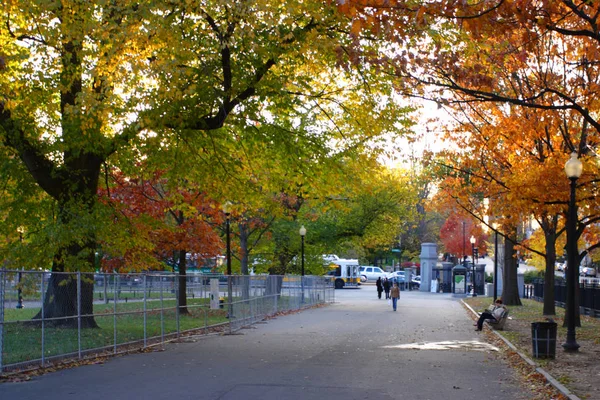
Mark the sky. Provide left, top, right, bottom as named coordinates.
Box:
left=381, top=98, right=456, bottom=169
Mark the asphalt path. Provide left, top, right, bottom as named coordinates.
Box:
left=1, top=289, right=529, bottom=400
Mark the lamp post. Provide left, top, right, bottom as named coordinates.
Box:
left=462, top=221, right=466, bottom=261
left=470, top=235, right=477, bottom=297
left=299, top=226, right=306, bottom=276
left=299, top=225, right=306, bottom=303
left=563, top=152, right=582, bottom=352
left=16, top=226, right=24, bottom=309
left=222, top=201, right=233, bottom=319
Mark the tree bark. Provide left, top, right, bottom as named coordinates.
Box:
left=33, top=244, right=99, bottom=328
left=239, top=223, right=250, bottom=300
left=502, top=232, right=522, bottom=306
left=542, top=217, right=557, bottom=316
left=29, top=151, right=103, bottom=327
left=265, top=275, right=283, bottom=297
left=177, top=251, right=189, bottom=315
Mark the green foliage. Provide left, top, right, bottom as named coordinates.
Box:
left=485, top=272, right=493, bottom=283
left=1, top=1, right=417, bottom=281
left=523, top=270, right=544, bottom=284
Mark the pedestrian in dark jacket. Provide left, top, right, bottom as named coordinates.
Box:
left=383, top=278, right=391, bottom=299
left=376, top=277, right=383, bottom=299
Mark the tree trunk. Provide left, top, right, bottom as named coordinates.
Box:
left=265, top=275, right=283, bottom=297
left=177, top=251, right=189, bottom=315
left=502, top=232, right=522, bottom=306
left=31, top=155, right=103, bottom=328
left=33, top=245, right=99, bottom=328
left=239, top=223, right=250, bottom=300
left=4, top=33, right=107, bottom=329
left=575, top=279, right=581, bottom=327
left=542, top=223, right=557, bottom=316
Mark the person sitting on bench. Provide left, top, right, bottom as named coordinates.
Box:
left=475, top=298, right=507, bottom=331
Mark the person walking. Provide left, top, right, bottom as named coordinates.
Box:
left=383, top=277, right=391, bottom=299
left=376, top=277, right=383, bottom=299
left=390, top=282, right=400, bottom=311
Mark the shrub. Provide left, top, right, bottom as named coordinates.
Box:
left=523, top=269, right=544, bottom=284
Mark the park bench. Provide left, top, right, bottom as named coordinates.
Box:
left=485, top=308, right=509, bottom=330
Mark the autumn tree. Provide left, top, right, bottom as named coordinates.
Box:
left=0, top=2, right=160, bottom=327
left=439, top=211, right=487, bottom=260
left=0, top=1, right=412, bottom=325
left=277, top=164, right=418, bottom=272
left=430, top=94, right=598, bottom=312
left=337, top=1, right=600, bottom=314
left=98, top=169, right=223, bottom=313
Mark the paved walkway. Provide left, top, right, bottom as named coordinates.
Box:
left=1, top=289, right=529, bottom=400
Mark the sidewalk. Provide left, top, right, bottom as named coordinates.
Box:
left=0, top=289, right=576, bottom=400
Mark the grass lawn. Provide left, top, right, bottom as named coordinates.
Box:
left=2, top=294, right=300, bottom=368
left=464, top=297, right=600, bottom=399
left=464, top=297, right=600, bottom=347
left=2, top=298, right=228, bottom=367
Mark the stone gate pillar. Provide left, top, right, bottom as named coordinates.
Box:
left=420, top=243, right=438, bottom=292
left=496, top=243, right=504, bottom=296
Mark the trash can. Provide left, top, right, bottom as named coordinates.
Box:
left=531, top=321, right=557, bottom=359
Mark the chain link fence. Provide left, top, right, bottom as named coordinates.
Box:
left=0, top=270, right=334, bottom=374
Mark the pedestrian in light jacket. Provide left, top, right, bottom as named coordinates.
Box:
left=390, top=282, right=400, bottom=311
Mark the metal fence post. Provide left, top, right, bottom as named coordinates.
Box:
left=0, top=268, right=5, bottom=373
left=176, top=273, right=180, bottom=337
left=77, top=271, right=82, bottom=359
left=160, top=275, right=164, bottom=345
left=227, top=275, right=233, bottom=335
left=104, top=271, right=109, bottom=304
left=143, top=274, right=147, bottom=348
left=250, top=294, right=255, bottom=323
left=113, top=273, right=118, bottom=354
left=41, top=271, right=46, bottom=366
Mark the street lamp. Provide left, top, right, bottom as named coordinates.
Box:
left=16, top=226, right=24, bottom=309
left=563, top=152, right=582, bottom=352
left=222, top=201, right=232, bottom=276
left=299, top=226, right=306, bottom=276
left=222, top=201, right=233, bottom=318
left=462, top=221, right=466, bottom=261
left=470, top=235, right=477, bottom=297
left=299, top=225, right=306, bottom=303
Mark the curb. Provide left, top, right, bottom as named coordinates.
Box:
left=462, top=300, right=581, bottom=400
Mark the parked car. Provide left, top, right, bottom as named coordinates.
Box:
left=580, top=266, right=597, bottom=277
left=386, top=271, right=406, bottom=283
left=411, top=275, right=421, bottom=287
left=359, top=266, right=387, bottom=282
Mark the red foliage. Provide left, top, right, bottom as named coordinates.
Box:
left=97, top=170, right=224, bottom=271
left=440, top=213, right=488, bottom=257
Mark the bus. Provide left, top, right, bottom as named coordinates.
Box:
left=325, top=256, right=361, bottom=289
